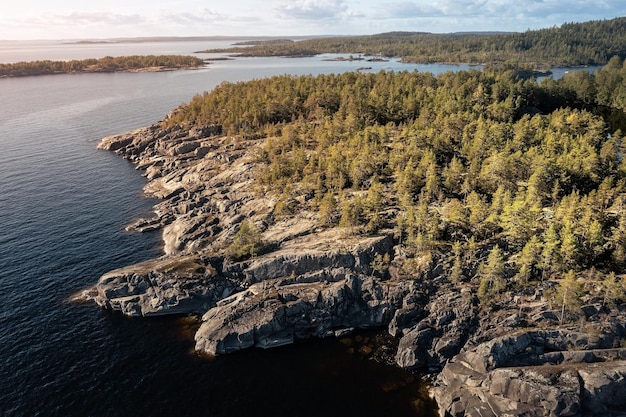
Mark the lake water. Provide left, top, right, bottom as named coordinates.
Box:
left=0, top=38, right=601, bottom=417
left=0, top=39, right=451, bottom=417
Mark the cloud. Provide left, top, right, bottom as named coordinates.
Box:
left=383, top=1, right=493, bottom=19
left=48, top=11, right=145, bottom=26
left=382, top=0, right=625, bottom=20
left=159, top=8, right=224, bottom=25
left=383, top=1, right=443, bottom=18
left=276, top=0, right=348, bottom=20
left=375, top=0, right=626, bottom=33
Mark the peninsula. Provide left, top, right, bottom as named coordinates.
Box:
left=90, top=18, right=626, bottom=417
left=0, top=55, right=205, bottom=78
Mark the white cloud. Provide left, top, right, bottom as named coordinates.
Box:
left=371, top=0, right=626, bottom=33
left=1, top=0, right=626, bottom=39
left=382, top=0, right=624, bottom=21
left=159, top=8, right=224, bottom=25
left=276, top=0, right=349, bottom=20
left=54, top=11, right=145, bottom=25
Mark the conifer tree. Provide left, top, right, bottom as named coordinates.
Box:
left=560, top=224, right=580, bottom=271
left=552, top=270, right=584, bottom=323
left=541, top=224, right=561, bottom=278
left=477, top=246, right=507, bottom=305
left=514, top=235, right=542, bottom=285
left=318, top=191, right=337, bottom=227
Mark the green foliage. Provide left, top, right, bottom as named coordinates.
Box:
left=158, top=55, right=626, bottom=300
left=601, top=272, right=626, bottom=307
left=449, top=242, right=466, bottom=283
left=514, top=235, right=543, bottom=285
left=318, top=191, right=338, bottom=227
left=203, top=18, right=626, bottom=67
left=540, top=224, right=561, bottom=278
left=0, top=55, right=204, bottom=77
left=549, top=270, right=585, bottom=323
left=225, top=220, right=266, bottom=261
left=477, top=246, right=507, bottom=306
left=370, top=253, right=391, bottom=279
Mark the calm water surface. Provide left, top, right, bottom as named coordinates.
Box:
left=0, top=41, right=446, bottom=417
left=0, top=38, right=602, bottom=417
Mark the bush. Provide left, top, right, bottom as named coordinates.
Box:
left=225, top=220, right=266, bottom=261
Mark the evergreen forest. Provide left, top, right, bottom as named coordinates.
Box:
left=164, top=55, right=626, bottom=307
left=0, top=55, right=205, bottom=77
left=207, top=17, right=626, bottom=67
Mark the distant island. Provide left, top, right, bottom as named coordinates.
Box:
left=200, top=17, right=626, bottom=67
left=0, top=55, right=206, bottom=78
left=232, top=39, right=295, bottom=46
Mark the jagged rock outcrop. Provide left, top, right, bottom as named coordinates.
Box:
left=93, top=255, right=239, bottom=316
left=94, top=122, right=626, bottom=417
left=98, top=123, right=272, bottom=256
left=195, top=271, right=410, bottom=355
left=394, top=286, right=478, bottom=371
left=431, top=330, right=626, bottom=417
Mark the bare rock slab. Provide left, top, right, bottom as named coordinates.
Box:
left=94, top=255, right=238, bottom=316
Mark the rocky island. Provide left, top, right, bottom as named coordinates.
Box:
left=0, top=55, right=206, bottom=78
left=90, top=61, right=626, bottom=417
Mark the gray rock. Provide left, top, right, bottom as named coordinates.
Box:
left=579, top=362, right=626, bottom=415
left=194, top=274, right=409, bottom=355
left=432, top=328, right=626, bottom=417
left=94, top=255, right=238, bottom=317
left=395, top=288, right=477, bottom=370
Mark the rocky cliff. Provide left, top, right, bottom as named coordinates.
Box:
left=92, top=121, right=626, bottom=417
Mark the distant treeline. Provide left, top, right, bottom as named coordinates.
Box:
left=0, top=55, right=205, bottom=78
left=207, top=17, right=626, bottom=66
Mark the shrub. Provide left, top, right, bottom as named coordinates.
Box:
left=225, top=220, right=266, bottom=261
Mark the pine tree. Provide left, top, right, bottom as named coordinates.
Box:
left=552, top=270, right=584, bottom=323
left=560, top=224, right=580, bottom=271
left=318, top=191, right=337, bottom=226
left=225, top=220, right=266, bottom=261
left=514, top=235, right=542, bottom=285
left=443, top=156, right=465, bottom=192
left=477, top=246, right=507, bottom=305
left=601, top=272, right=626, bottom=308
left=541, top=224, right=561, bottom=278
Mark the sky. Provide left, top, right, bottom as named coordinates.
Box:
left=1, top=0, right=625, bottom=40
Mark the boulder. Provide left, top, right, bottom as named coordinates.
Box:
left=94, top=255, right=238, bottom=316
left=194, top=273, right=409, bottom=355
left=432, top=328, right=626, bottom=417
left=579, top=362, right=626, bottom=415
left=395, top=288, right=478, bottom=370
left=240, top=234, right=394, bottom=284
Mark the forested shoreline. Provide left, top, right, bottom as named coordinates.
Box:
left=204, top=17, right=626, bottom=67
left=162, top=56, right=626, bottom=310
left=5, top=17, right=626, bottom=79
left=80, top=16, right=626, bottom=415
left=0, top=55, right=205, bottom=78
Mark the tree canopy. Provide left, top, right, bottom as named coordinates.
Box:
left=0, top=55, right=205, bottom=77
left=163, top=56, right=626, bottom=308
left=205, top=17, right=626, bottom=67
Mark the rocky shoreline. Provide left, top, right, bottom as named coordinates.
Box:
left=91, top=121, right=626, bottom=417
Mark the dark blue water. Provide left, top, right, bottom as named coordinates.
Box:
left=0, top=48, right=446, bottom=417
left=0, top=39, right=601, bottom=415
